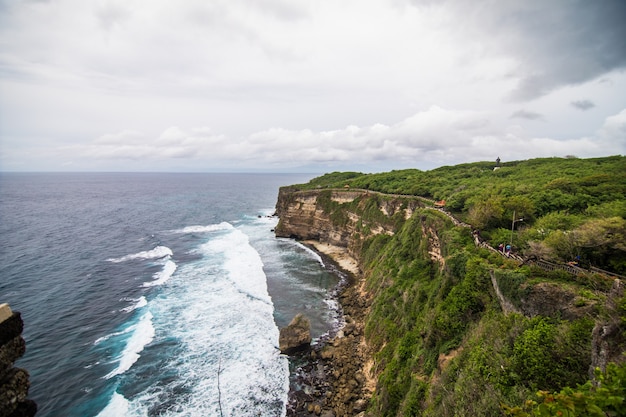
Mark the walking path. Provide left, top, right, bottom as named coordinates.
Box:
left=304, top=187, right=624, bottom=279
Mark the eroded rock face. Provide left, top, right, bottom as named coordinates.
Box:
left=274, top=188, right=414, bottom=262
left=590, top=280, right=626, bottom=375
left=0, top=303, right=37, bottom=417
left=519, top=282, right=598, bottom=320
left=274, top=189, right=356, bottom=248
left=286, top=283, right=373, bottom=417
left=280, top=314, right=312, bottom=355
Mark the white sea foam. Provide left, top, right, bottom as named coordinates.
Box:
left=203, top=228, right=273, bottom=303
left=294, top=241, right=325, bottom=267
left=105, top=225, right=289, bottom=416
left=170, top=222, right=234, bottom=234
left=185, top=227, right=288, bottom=415
left=95, top=392, right=129, bottom=417
left=142, top=260, right=176, bottom=287
left=107, top=246, right=173, bottom=263
left=94, top=328, right=129, bottom=346
left=249, top=211, right=278, bottom=223
left=104, top=311, right=155, bottom=379
left=120, top=296, right=147, bottom=313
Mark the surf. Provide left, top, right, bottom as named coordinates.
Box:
left=103, top=311, right=155, bottom=379
left=96, top=223, right=289, bottom=416
left=107, top=246, right=173, bottom=263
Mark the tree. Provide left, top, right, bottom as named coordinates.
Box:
left=503, top=362, right=626, bottom=417
left=468, top=196, right=505, bottom=229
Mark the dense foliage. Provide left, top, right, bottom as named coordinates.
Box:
left=503, top=362, right=626, bottom=417
left=291, top=156, right=626, bottom=416
left=302, top=156, right=626, bottom=274
left=358, top=210, right=608, bottom=416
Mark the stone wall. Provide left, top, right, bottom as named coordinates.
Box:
left=0, top=304, right=37, bottom=417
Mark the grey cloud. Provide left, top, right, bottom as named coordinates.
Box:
left=571, top=100, right=595, bottom=111
left=251, top=0, right=309, bottom=21
left=510, top=110, right=544, bottom=121
left=95, top=2, right=130, bottom=31
left=509, top=1, right=626, bottom=100
left=437, top=0, right=626, bottom=101
left=2, top=0, right=625, bottom=173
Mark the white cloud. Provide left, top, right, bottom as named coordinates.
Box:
left=35, top=106, right=621, bottom=172
left=94, top=130, right=145, bottom=145
left=597, top=109, right=626, bottom=145
left=0, top=0, right=625, bottom=172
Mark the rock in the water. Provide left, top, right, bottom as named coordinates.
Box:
left=279, top=313, right=312, bottom=355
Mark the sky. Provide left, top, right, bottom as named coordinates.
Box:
left=1, top=0, right=625, bottom=173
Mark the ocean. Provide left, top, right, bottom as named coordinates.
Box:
left=0, top=173, right=341, bottom=417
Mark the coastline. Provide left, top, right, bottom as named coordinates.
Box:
left=301, top=240, right=360, bottom=276
left=286, top=240, right=373, bottom=417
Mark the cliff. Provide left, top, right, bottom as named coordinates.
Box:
left=275, top=185, right=626, bottom=417
left=0, top=304, right=37, bottom=417
left=275, top=188, right=420, bottom=259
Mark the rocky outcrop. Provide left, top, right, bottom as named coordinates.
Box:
left=316, top=285, right=372, bottom=416
left=274, top=189, right=361, bottom=248
left=286, top=278, right=372, bottom=417
left=0, top=304, right=37, bottom=417
left=274, top=188, right=419, bottom=261
left=590, top=280, right=626, bottom=376
left=280, top=314, right=312, bottom=355
left=519, top=282, right=598, bottom=320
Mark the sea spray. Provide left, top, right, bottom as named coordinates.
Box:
left=142, top=259, right=176, bottom=287
left=104, top=311, right=155, bottom=379
left=107, top=246, right=173, bottom=263
left=120, top=296, right=147, bottom=313
left=97, top=224, right=289, bottom=416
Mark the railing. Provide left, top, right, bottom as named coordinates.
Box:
left=589, top=266, right=626, bottom=280
left=527, top=259, right=586, bottom=276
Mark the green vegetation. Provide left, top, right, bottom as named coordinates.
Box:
left=358, top=209, right=608, bottom=416
left=299, top=156, right=626, bottom=275
left=287, top=156, right=626, bottom=416
left=503, top=362, right=626, bottom=417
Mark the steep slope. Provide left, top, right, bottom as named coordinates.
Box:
left=275, top=158, right=626, bottom=417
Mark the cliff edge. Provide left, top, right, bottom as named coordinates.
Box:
left=275, top=184, right=626, bottom=417
left=0, top=303, right=37, bottom=417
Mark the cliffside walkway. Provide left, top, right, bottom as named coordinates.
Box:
left=312, top=187, right=624, bottom=279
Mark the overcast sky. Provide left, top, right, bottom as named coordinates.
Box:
left=1, top=0, right=625, bottom=173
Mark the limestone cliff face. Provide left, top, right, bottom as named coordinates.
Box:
left=275, top=189, right=359, bottom=244
left=274, top=187, right=419, bottom=261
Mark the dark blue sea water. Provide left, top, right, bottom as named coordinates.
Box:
left=0, top=173, right=341, bottom=417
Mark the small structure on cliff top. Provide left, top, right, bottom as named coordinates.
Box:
left=0, top=303, right=37, bottom=417
left=279, top=313, right=312, bottom=355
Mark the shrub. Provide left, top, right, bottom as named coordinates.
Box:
left=503, top=362, right=626, bottom=417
